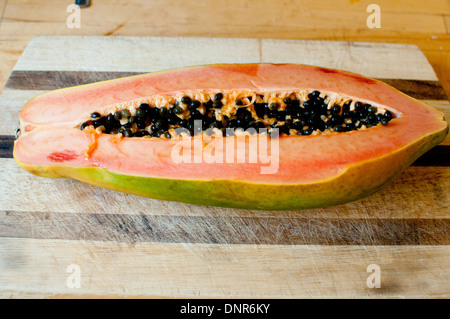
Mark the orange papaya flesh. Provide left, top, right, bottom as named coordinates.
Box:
left=13, top=64, right=448, bottom=210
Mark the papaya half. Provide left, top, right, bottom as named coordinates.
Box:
left=13, top=64, right=448, bottom=210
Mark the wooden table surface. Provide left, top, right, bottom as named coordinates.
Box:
left=0, top=0, right=449, bottom=97
left=0, top=0, right=449, bottom=299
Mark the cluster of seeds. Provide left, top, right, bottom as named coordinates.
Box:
left=80, top=90, right=394, bottom=138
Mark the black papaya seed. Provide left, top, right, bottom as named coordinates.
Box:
left=123, top=129, right=133, bottom=137
left=181, top=96, right=191, bottom=105
left=114, top=111, right=122, bottom=120
left=190, top=100, right=201, bottom=109
left=212, top=101, right=223, bottom=108
left=121, top=109, right=131, bottom=119
left=86, top=91, right=392, bottom=138
left=384, top=110, right=393, bottom=120
left=269, top=102, right=279, bottom=110
left=174, top=105, right=185, bottom=115
left=159, top=107, right=168, bottom=117
left=136, top=108, right=146, bottom=118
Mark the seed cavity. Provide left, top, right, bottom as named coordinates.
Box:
left=79, top=90, right=395, bottom=138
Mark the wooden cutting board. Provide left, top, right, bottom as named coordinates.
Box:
left=0, top=36, right=449, bottom=298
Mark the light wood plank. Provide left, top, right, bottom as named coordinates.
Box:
left=1, top=238, right=448, bottom=298
left=14, top=36, right=260, bottom=72
left=1, top=32, right=450, bottom=95
left=11, top=37, right=439, bottom=81
left=2, top=159, right=448, bottom=219
left=261, top=40, right=439, bottom=81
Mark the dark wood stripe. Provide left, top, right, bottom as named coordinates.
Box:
left=0, top=211, right=448, bottom=245
left=380, top=79, right=448, bottom=100
left=411, top=145, right=450, bottom=166
left=6, top=71, right=143, bottom=90
left=4, top=71, right=449, bottom=100
left=2, top=135, right=449, bottom=165
left=0, top=135, right=15, bottom=158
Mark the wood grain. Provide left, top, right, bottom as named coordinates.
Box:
left=0, top=135, right=14, bottom=158
left=1, top=238, right=449, bottom=298
left=0, top=40, right=27, bottom=93
left=1, top=11, right=449, bottom=298
left=12, top=37, right=439, bottom=81
left=13, top=36, right=260, bottom=72
left=0, top=0, right=7, bottom=23
left=1, top=1, right=448, bottom=36
left=445, top=15, right=450, bottom=33
left=1, top=1, right=450, bottom=97
left=2, top=210, right=449, bottom=245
